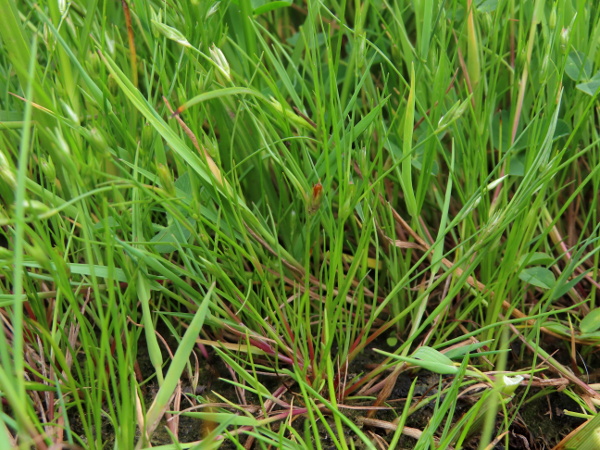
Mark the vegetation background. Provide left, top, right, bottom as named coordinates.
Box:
left=0, top=0, right=599, bottom=448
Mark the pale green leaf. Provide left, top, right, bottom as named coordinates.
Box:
left=518, top=267, right=556, bottom=289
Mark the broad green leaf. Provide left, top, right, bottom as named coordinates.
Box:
left=411, top=156, right=440, bottom=175
left=517, top=252, right=554, bottom=267
left=518, top=266, right=556, bottom=289
left=542, top=321, right=571, bottom=335
left=150, top=218, right=195, bottom=253
left=580, top=308, right=600, bottom=334
left=442, top=340, right=495, bottom=360
left=551, top=270, right=590, bottom=300
left=476, top=0, right=498, bottom=13
left=414, top=346, right=454, bottom=366
left=576, top=71, right=600, bottom=97
left=552, top=119, right=571, bottom=140
left=252, top=0, right=292, bottom=15
left=508, top=152, right=525, bottom=176
left=565, top=50, right=592, bottom=82
left=404, top=356, right=458, bottom=375
left=374, top=347, right=479, bottom=376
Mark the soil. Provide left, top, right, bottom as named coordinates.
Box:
left=65, top=328, right=589, bottom=449
left=156, top=348, right=586, bottom=449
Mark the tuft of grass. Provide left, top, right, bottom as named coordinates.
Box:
left=1, top=0, right=599, bottom=449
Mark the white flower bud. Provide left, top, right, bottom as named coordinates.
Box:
left=560, top=28, right=570, bottom=54
left=210, top=44, right=231, bottom=83
left=0, top=151, right=16, bottom=188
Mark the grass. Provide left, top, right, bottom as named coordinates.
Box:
left=1, top=0, right=599, bottom=448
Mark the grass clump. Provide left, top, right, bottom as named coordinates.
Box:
left=1, top=0, right=599, bottom=449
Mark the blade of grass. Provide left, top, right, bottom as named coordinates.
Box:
left=141, top=284, right=214, bottom=445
